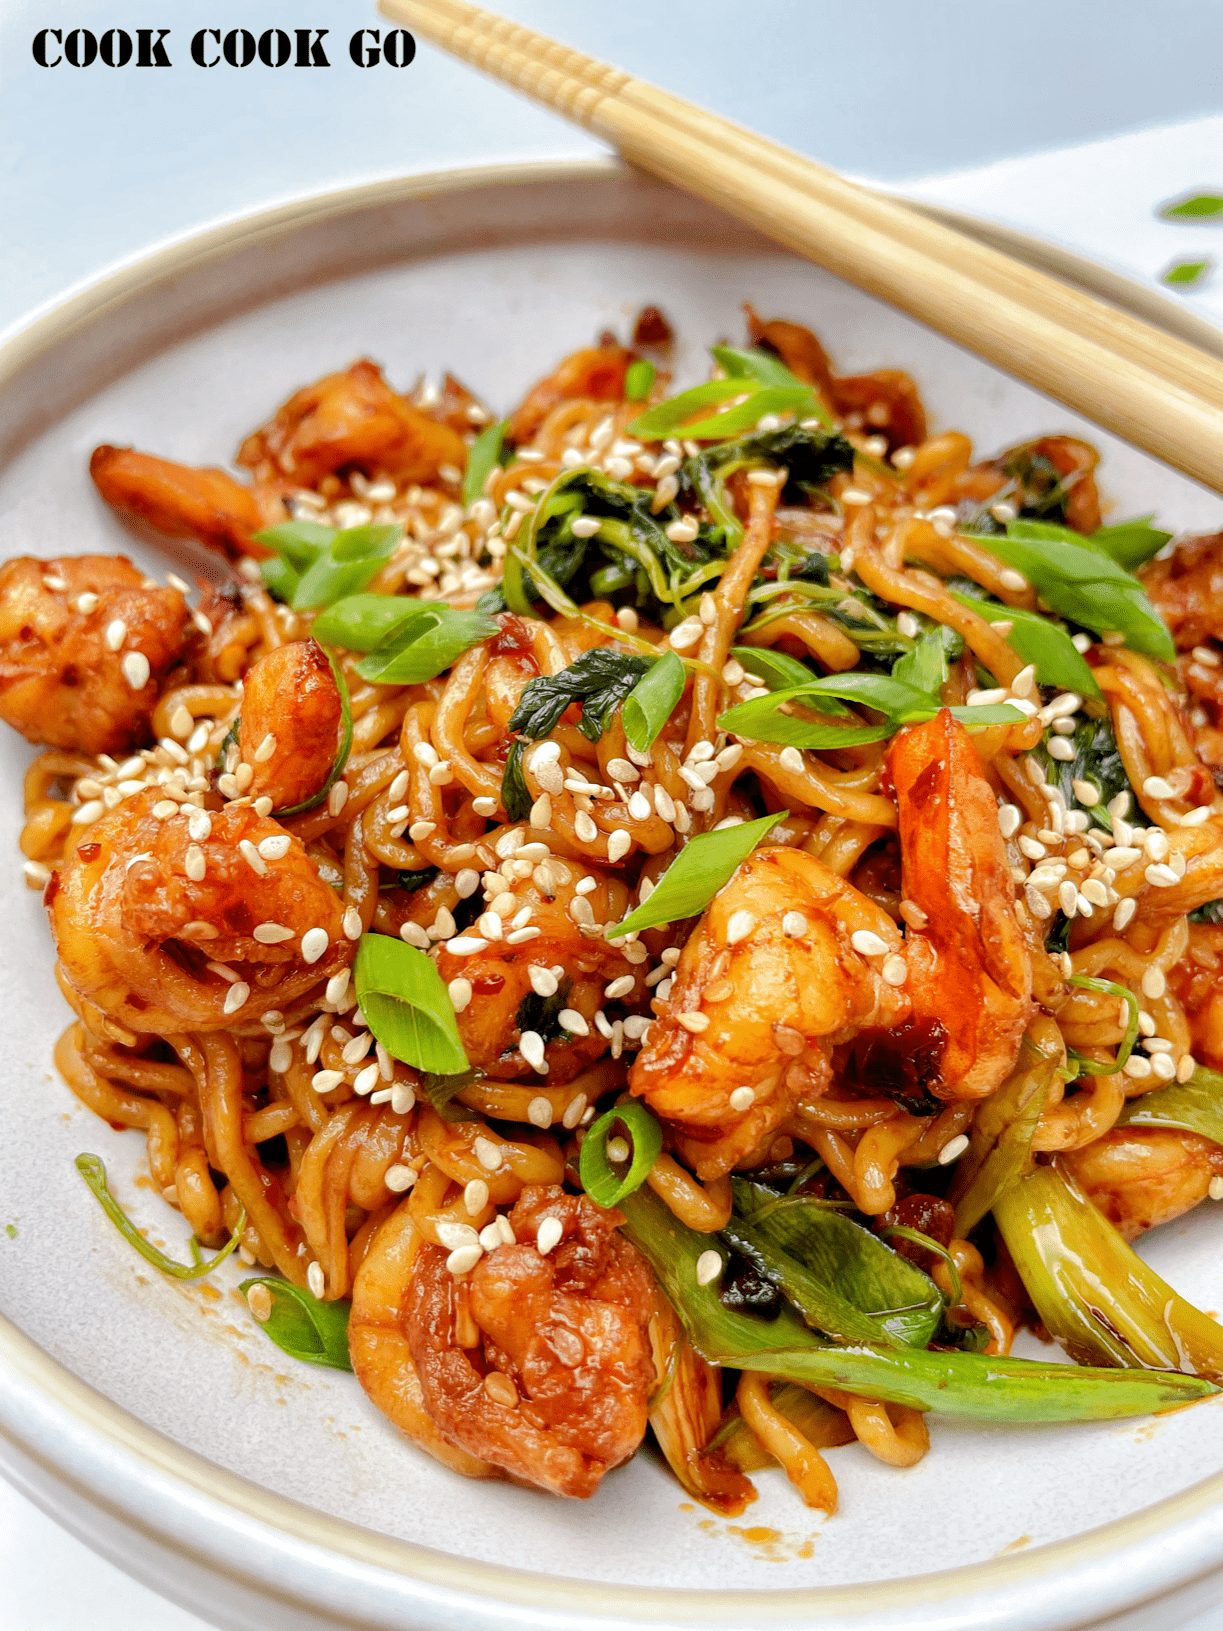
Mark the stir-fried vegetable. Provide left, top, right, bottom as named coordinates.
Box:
left=76, top=1153, right=246, bottom=1280
left=578, top=1101, right=664, bottom=1207
left=943, top=584, right=1102, bottom=697
left=1117, top=1065, right=1223, bottom=1144
left=353, top=933, right=469, bottom=1075
left=606, top=811, right=786, bottom=938
left=355, top=607, right=499, bottom=684
left=509, top=648, right=654, bottom=742
left=256, top=521, right=402, bottom=611
left=241, top=1278, right=354, bottom=1370
left=723, top=1178, right=944, bottom=1348
left=619, top=1184, right=1214, bottom=1419
left=461, top=416, right=508, bottom=508
left=993, top=1163, right=1223, bottom=1376
left=622, top=649, right=686, bottom=752
left=1028, top=714, right=1147, bottom=835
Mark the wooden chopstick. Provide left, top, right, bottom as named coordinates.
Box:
left=380, top=0, right=1223, bottom=496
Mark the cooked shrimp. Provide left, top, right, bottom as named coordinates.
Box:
left=434, top=837, right=640, bottom=1082
left=237, top=639, right=343, bottom=812
left=236, top=359, right=467, bottom=488
left=507, top=340, right=635, bottom=446
left=89, top=446, right=281, bottom=558
left=405, top=1185, right=655, bottom=1497
left=349, top=1199, right=501, bottom=1480
left=0, top=555, right=189, bottom=754
left=632, top=711, right=1032, bottom=1177
left=50, top=788, right=351, bottom=1034
left=1063, top=1129, right=1223, bottom=1241
left=1142, top=531, right=1223, bottom=652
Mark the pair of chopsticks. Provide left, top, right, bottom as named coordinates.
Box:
left=380, top=0, right=1223, bottom=497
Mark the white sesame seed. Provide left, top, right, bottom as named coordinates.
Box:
left=447, top=977, right=473, bottom=1014
left=996, top=804, right=1022, bottom=839
left=677, top=1012, right=710, bottom=1034
left=1057, top=880, right=1079, bottom=917
left=473, top=1137, right=502, bottom=1173
left=1179, top=1054, right=1197, bottom=1082
left=407, top=820, right=436, bottom=843
left=1017, top=836, right=1047, bottom=860
left=384, top=1164, right=416, bottom=1193
left=536, top=1217, right=564, bottom=1256
left=527, top=1096, right=553, bottom=1128
left=729, top=1086, right=756, bottom=1112
left=999, top=569, right=1028, bottom=592
left=669, top=619, right=703, bottom=653
left=1142, top=776, right=1175, bottom=800
left=726, top=910, right=757, bottom=946
left=121, top=651, right=150, bottom=690
left=1112, top=898, right=1137, bottom=931
left=694, top=1249, right=723, bottom=1287
left=520, top=1031, right=548, bottom=1072
left=1210, top=1176, right=1223, bottom=1201
left=446, top=935, right=489, bottom=955
left=850, top=929, right=889, bottom=957
left=446, top=1244, right=483, bottom=1276
left=1141, top=967, right=1167, bottom=1000
left=105, top=618, right=127, bottom=651
left=343, top=906, right=363, bottom=941
left=604, top=975, right=636, bottom=1000
left=507, top=926, right=543, bottom=945
left=528, top=967, right=560, bottom=1000
left=1150, top=1053, right=1177, bottom=1081
left=391, top=1082, right=416, bottom=1115
left=778, top=746, right=805, bottom=775
left=463, top=1178, right=490, bottom=1216
left=310, top=1069, right=344, bottom=1093
left=1080, top=879, right=1110, bottom=907
left=353, top=1062, right=380, bottom=1095
left=570, top=515, right=601, bottom=538
left=472, top=796, right=498, bottom=817
left=562, top=1093, right=588, bottom=1130
left=184, top=843, right=206, bottom=882
left=1048, top=738, right=1076, bottom=762
left=559, top=1009, right=590, bottom=1037
left=938, top=1134, right=970, bottom=1165
left=1070, top=780, right=1099, bottom=807
left=301, top=927, right=329, bottom=965
left=342, top=1031, right=373, bottom=1065
left=781, top=911, right=809, bottom=937
left=399, top=920, right=429, bottom=949
left=307, top=1262, right=326, bottom=1299
left=1145, top=864, right=1178, bottom=887
left=1144, top=828, right=1170, bottom=861
left=1123, top=1054, right=1153, bottom=1079
left=222, top=982, right=250, bottom=1015
left=881, top=954, right=908, bottom=986
left=896, top=611, right=921, bottom=639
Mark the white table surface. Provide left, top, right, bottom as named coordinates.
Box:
left=3, top=3, right=1223, bottom=1626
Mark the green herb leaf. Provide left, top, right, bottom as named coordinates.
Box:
left=710, top=345, right=834, bottom=428
left=462, top=417, right=509, bottom=508
left=979, top=521, right=1175, bottom=660
left=624, top=359, right=657, bottom=400
left=730, top=646, right=817, bottom=690
left=76, top=1153, right=245, bottom=1281
left=354, top=933, right=468, bottom=1075
left=509, top=647, right=653, bottom=742
left=272, top=644, right=353, bottom=818
left=1028, top=713, right=1143, bottom=834
left=500, top=737, right=532, bottom=822
left=725, top=1178, right=943, bottom=1348
left=945, top=585, right=1102, bottom=698
left=618, top=1184, right=1215, bottom=1420
left=354, top=606, right=498, bottom=685
left=627, top=378, right=769, bottom=438
left=1117, top=1064, right=1223, bottom=1145
left=579, top=1101, right=664, bottom=1207
left=622, top=649, right=685, bottom=752
left=1090, top=517, right=1173, bottom=571
left=1159, top=192, right=1223, bottom=220
left=994, top=1164, right=1223, bottom=1377
left=660, top=387, right=817, bottom=443
left=311, top=594, right=436, bottom=653
left=891, top=628, right=951, bottom=694
left=240, top=1277, right=353, bottom=1371
left=255, top=520, right=334, bottom=569
left=606, top=810, right=786, bottom=939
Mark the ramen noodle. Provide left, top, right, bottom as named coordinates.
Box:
left=9, top=307, right=1223, bottom=1513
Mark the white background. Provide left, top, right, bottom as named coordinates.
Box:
left=2, top=2, right=1223, bottom=1626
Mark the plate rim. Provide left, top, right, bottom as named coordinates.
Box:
left=2, top=155, right=1222, bottom=1630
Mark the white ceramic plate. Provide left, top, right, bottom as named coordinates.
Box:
left=3, top=158, right=1223, bottom=1631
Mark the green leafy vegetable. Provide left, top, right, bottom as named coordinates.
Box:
left=256, top=520, right=335, bottom=569
left=628, top=378, right=803, bottom=440
left=509, top=647, right=653, bottom=742
left=76, top=1153, right=245, bottom=1281
left=515, top=978, right=572, bottom=1046
left=731, top=646, right=817, bottom=691
left=622, top=649, right=685, bottom=752
left=579, top=1101, right=664, bottom=1207
left=462, top=417, right=509, bottom=508
left=354, top=933, right=468, bottom=1076
left=681, top=425, right=855, bottom=549
left=1028, top=713, right=1144, bottom=834
left=240, top=1277, right=353, bottom=1371
left=891, top=627, right=953, bottom=694
left=272, top=644, right=354, bottom=819
left=1191, top=900, right=1223, bottom=925
left=1117, top=1064, right=1223, bottom=1145
left=994, top=1164, right=1223, bottom=1377
left=711, top=345, right=833, bottom=428
left=500, top=737, right=532, bottom=822
left=311, top=594, right=436, bottom=653
left=1163, top=257, right=1213, bottom=287
left=354, top=606, right=498, bottom=684
left=606, top=810, right=786, bottom=939
left=624, top=359, right=656, bottom=400
left=944, top=584, right=1102, bottom=698
left=618, top=1183, right=1213, bottom=1420
left=723, top=1178, right=943, bottom=1348
left=951, top=1043, right=1056, bottom=1237
left=419, top=1069, right=478, bottom=1119
left=1159, top=192, right=1223, bottom=220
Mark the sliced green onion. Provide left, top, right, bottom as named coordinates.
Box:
left=311, top=594, right=436, bottom=653
left=628, top=378, right=767, bottom=439
left=606, top=809, right=786, bottom=939
left=945, top=588, right=1102, bottom=699
left=730, top=646, right=816, bottom=690
left=272, top=644, right=353, bottom=818
left=579, top=1101, right=663, bottom=1207
left=1067, top=973, right=1140, bottom=1073
left=354, top=933, right=469, bottom=1075
left=240, top=1277, right=353, bottom=1371
left=355, top=606, right=498, bottom=684
left=878, top=1225, right=962, bottom=1309
left=662, top=387, right=815, bottom=444
left=1117, top=1064, right=1223, bottom=1145
left=1089, top=517, right=1172, bottom=572
left=254, top=520, right=334, bottom=569
left=711, top=345, right=834, bottom=428
left=258, top=555, right=301, bottom=603
left=1159, top=192, right=1223, bottom=220
left=76, top=1153, right=245, bottom=1281
left=289, top=524, right=402, bottom=611
left=624, top=359, right=657, bottom=400
left=622, top=650, right=685, bottom=752
left=462, top=417, right=509, bottom=508
left=1163, top=258, right=1212, bottom=288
